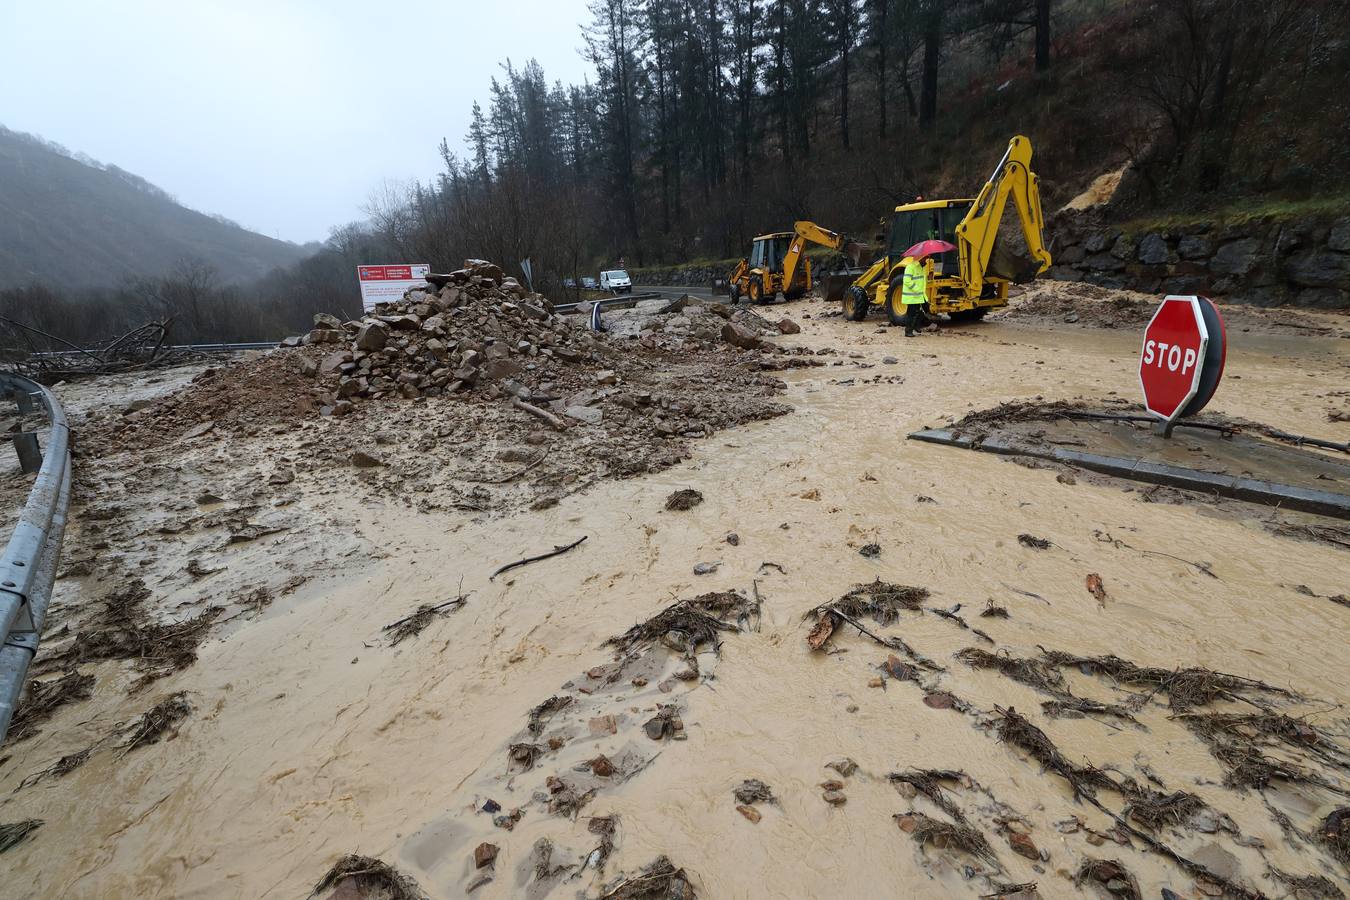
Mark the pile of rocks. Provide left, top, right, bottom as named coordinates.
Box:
left=296, top=260, right=614, bottom=416
left=602, top=294, right=798, bottom=350
left=295, top=260, right=807, bottom=418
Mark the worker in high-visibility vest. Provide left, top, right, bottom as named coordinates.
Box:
left=899, top=255, right=931, bottom=337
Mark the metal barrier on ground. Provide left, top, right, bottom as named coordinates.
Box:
left=0, top=373, right=72, bottom=744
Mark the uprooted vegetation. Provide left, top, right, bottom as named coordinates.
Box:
left=807, top=579, right=929, bottom=626
left=957, top=648, right=1139, bottom=724
left=6, top=671, right=95, bottom=743
left=1073, top=858, right=1142, bottom=900
left=34, top=579, right=220, bottom=690
left=1177, top=711, right=1350, bottom=793
left=895, top=811, right=998, bottom=865
left=599, top=855, right=696, bottom=899
left=117, top=692, right=192, bottom=756
left=310, top=854, right=425, bottom=900
left=606, top=590, right=759, bottom=657
left=381, top=595, right=467, bottom=646
left=0, top=819, right=43, bottom=854
left=1037, top=649, right=1298, bottom=711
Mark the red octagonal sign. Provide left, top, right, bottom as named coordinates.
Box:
left=1139, top=295, right=1226, bottom=428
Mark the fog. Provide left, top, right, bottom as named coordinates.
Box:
left=0, top=0, right=595, bottom=243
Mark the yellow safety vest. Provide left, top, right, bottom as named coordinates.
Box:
left=901, top=257, right=927, bottom=305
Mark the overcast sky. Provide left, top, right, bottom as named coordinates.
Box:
left=1, top=0, right=595, bottom=244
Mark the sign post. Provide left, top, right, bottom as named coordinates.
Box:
left=1138, top=295, right=1227, bottom=437
left=357, top=264, right=430, bottom=312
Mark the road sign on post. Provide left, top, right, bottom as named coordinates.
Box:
left=1138, top=295, right=1227, bottom=437
left=357, top=264, right=430, bottom=312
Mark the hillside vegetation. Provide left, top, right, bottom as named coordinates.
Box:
left=358, top=0, right=1349, bottom=287
left=0, top=127, right=308, bottom=289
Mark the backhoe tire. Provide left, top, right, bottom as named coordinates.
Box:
left=748, top=280, right=763, bottom=304
left=950, top=308, right=988, bottom=323
left=885, top=291, right=907, bottom=327
left=842, top=285, right=869, bottom=322
left=784, top=288, right=804, bottom=301
left=884, top=272, right=911, bottom=326
left=729, top=283, right=741, bottom=303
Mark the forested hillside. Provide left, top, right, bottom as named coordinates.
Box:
left=363, top=0, right=1349, bottom=286
left=0, top=127, right=308, bottom=288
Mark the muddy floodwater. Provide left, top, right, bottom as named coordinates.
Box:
left=2, top=298, right=1348, bottom=898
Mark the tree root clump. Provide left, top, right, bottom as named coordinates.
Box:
left=896, top=811, right=998, bottom=864
left=310, top=853, right=425, bottom=900
left=600, top=854, right=696, bottom=899
left=806, top=579, right=928, bottom=626
left=1073, top=858, right=1141, bottom=899
left=607, top=591, right=753, bottom=656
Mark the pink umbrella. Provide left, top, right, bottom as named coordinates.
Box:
left=902, top=239, right=956, bottom=259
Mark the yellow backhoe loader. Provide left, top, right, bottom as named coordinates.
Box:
left=729, top=221, right=859, bottom=303
left=840, top=135, right=1052, bottom=325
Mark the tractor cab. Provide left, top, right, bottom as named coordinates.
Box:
left=887, top=199, right=972, bottom=276
left=750, top=232, right=794, bottom=274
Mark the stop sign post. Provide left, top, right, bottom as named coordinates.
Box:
left=1139, top=295, right=1227, bottom=437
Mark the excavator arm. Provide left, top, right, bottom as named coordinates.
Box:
left=953, top=135, right=1053, bottom=301
left=781, top=220, right=848, bottom=292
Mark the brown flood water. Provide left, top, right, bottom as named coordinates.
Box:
left=2, top=301, right=1348, bottom=898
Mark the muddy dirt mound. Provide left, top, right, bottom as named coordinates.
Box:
left=77, top=260, right=795, bottom=465
left=305, top=345, right=790, bottom=513
left=76, top=350, right=324, bottom=457
left=998, top=280, right=1350, bottom=336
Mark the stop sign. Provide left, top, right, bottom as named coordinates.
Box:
left=1139, top=295, right=1226, bottom=430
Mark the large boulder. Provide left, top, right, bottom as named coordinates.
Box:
left=1056, top=244, right=1086, bottom=265
left=1326, top=217, right=1350, bottom=253
left=319, top=351, right=352, bottom=376
left=1209, top=238, right=1260, bottom=276
left=1177, top=235, right=1211, bottom=260
left=721, top=322, right=762, bottom=349
left=354, top=322, right=389, bottom=351
left=313, top=312, right=343, bottom=330
left=1136, top=233, right=1170, bottom=265
left=1110, top=234, right=1136, bottom=260
left=1286, top=251, right=1350, bottom=289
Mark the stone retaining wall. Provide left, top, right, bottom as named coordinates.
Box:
left=628, top=264, right=729, bottom=287
left=1047, top=211, right=1350, bottom=308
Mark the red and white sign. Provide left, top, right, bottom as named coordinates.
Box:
left=357, top=264, right=430, bottom=311
left=1139, top=295, right=1227, bottom=427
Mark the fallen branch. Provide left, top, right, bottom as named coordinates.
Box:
left=1001, top=582, right=1051, bottom=605
left=511, top=397, right=566, bottom=431
left=382, top=597, right=467, bottom=631
left=825, top=606, right=942, bottom=670
left=490, top=536, right=588, bottom=581
left=381, top=591, right=470, bottom=645
left=481, top=452, right=548, bottom=484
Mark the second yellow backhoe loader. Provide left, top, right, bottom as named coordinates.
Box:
left=840, top=135, right=1052, bottom=325
left=729, top=221, right=860, bottom=303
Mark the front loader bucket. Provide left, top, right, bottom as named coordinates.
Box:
left=821, top=269, right=866, bottom=301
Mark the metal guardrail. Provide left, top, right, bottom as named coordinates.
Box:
left=18, top=340, right=279, bottom=359
left=552, top=292, right=665, bottom=313
left=0, top=373, right=71, bottom=744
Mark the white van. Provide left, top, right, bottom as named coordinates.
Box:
left=600, top=269, right=632, bottom=294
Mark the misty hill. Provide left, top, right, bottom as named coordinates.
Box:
left=0, top=127, right=309, bottom=288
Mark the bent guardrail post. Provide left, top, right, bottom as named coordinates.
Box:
left=0, top=373, right=72, bottom=744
